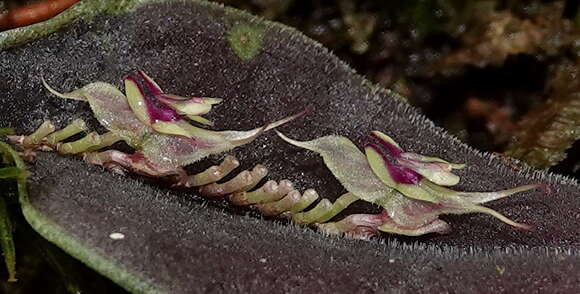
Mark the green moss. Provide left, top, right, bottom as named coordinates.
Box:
left=227, top=23, right=265, bottom=61
left=504, top=60, right=580, bottom=168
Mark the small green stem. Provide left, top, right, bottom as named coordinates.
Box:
left=58, top=132, right=101, bottom=154
left=256, top=190, right=301, bottom=216
left=45, top=119, right=87, bottom=145
left=314, top=193, right=358, bottom=223
left=0, top=142, right=32, bottom=282
left=0, top=188, right=16, bottom=282
left=90, top=132, right=122, bottom=150
left=189, top=155, right=239, bottom=186
left=292, top=199, right=332, bottom=224
left=244, top=185, right=283, bottom=204
left=289, top=189, right=318, bottom=214
left=22, top=121, right=55, bottom=145
left=0, top=167, right=24, bottom=179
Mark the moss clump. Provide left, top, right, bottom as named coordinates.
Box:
left=505, top=60, right=580, bottom=168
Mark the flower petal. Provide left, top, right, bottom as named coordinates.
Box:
left=397, top=154, right=462, bottom=186
left=187, top=115, right=214, bottom=126
left=124, top=74, right=180, bottom=124
left=377, top=188, right=534, bottom=235
left=157, top=94, right=223, bottom=116
left=136, top=70, right=223, bottom=118
left=142, top=113, right=304, bottom=168
left=365, top=145, right=438, bottom=202
left=42, top=80, right=151, bottom=147
left=276, top=132, right=395, bottom=205
left=369, top=131, right=464, bottom=186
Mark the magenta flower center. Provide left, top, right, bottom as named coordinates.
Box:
left=368, top=133, right=422, bottom=185
left=126, top=72, right=180, bottom=123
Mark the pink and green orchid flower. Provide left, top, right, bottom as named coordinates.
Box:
left=277, top=131, right=539, bottom=236
left=41, top=71, right=302, bottom=170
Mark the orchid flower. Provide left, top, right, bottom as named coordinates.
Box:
left=277, top=131, right=539, bottom=236
left=40, top=71, right=302, bottom=170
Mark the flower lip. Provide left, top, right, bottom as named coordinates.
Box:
left=366, top=143, right=422, bottom=185
left=125, top=73, right=180, bottom=123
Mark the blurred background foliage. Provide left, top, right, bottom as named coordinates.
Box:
left=216, top=0, right=580, bottom=173
left=2, top=0, right=580, bottom=293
